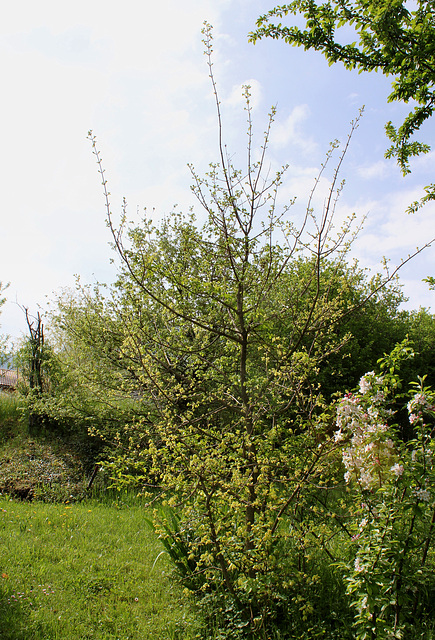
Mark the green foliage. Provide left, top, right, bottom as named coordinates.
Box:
left=68, top=26, right=408, bottom=635
left=311, top=264, right=410, bottom=397
left=13, top=310, right=65, bottom=437
left=40, top=285, right=157, bottom=470
left=0, top=392, right=23, bottom=437
left=388, top=308, right=435, bottom=412
left=423, top=276, right=435, bottom=290
left=15, top=337, right=55, bottom=397
left=251, top=0, right=435, bottom=180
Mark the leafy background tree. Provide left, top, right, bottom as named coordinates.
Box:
left=250, top=0, right=435, bottom=208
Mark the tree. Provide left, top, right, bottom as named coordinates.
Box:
left=24, top=309, right=45, bottom=396
left=250, top=0, right=435, bottom=207
left=61, top=24, right=431, bottom=637
left=84, top=141, right=354, bottom=635
left=0, top=281, right=9, bottom=363
left=312, top=264, right=408, bottom=396
left=15, top=308, right=66, bottom=435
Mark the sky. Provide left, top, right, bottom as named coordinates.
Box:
left=1, top=0, right=434, bottom=342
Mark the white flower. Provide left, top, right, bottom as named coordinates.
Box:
left=408, top=393, right=429, bottom=413
left=414, top=488, right=431, bottom=502
left=334, top=429, right=344, bottom=442
left=391, top=463, right=404, bottom=477
left=360, top=469, right=375, bottom=489
left=373, top=390, right=385, bottom=403
left=354, top=557, right=364, bottom=572
left=359, top=373, right=374, bottom=394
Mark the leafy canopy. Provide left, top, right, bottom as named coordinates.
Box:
left=250, top=0, right=435, bottom=186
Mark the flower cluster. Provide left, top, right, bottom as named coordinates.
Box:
left=413, top=487, right=431, bottom=502
left=338, top=359, right=435, bottom=640
left=336, top=375, right=401, bottom=490
left=407, top=392, right=433, bottom=414
left=407, top=390, right=435, bottom=428
left=358, top=371, right=384, bottom=400
left=5, top=583, right=54, bottom=607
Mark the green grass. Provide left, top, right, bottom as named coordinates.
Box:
left=0, top=392, right=24, bottom=436
left=0, top=401, right=202, bottom=638
left=0, top=497, right=201, bottom=640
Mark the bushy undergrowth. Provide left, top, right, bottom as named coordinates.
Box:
left=0, top=405, right=88, bottom=502
left=155, top=506, right=355, bottom=639
left=0, top=437, right=89, bottom=502
left=0, top=391, right=109, bottom=502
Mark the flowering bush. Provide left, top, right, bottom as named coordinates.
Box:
left=336, top=341, right=435, bottom=639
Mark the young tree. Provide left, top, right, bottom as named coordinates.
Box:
left=73, top=25, right=432, bottom=637
left=250, top=0, right=435, bottom=207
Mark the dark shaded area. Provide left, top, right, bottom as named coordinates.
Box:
left=0, top=583, right=51, bottom=640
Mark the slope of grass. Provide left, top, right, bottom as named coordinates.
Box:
left=0, top=497, right=201, bottom=640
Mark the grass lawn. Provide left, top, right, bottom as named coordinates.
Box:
left=0, top=496, right=201, bottom=640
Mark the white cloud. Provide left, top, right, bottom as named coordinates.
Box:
left=357, top=160, right=391, bottom=180
left=346, top=188, right=435, bottom=307
left=0, top=0, right=233, bottom=338
left=224, top=79, right=262, bottom=110
left=270, top=105, right=317, bottom=155
left=410, top=150, right=435, bottom=174
left=347, top=92, right=360, bottom=104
